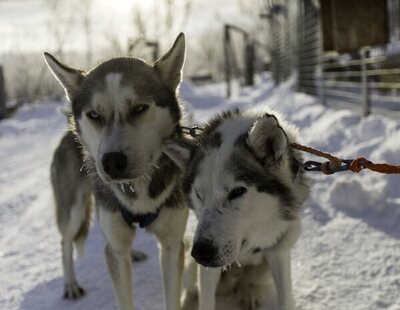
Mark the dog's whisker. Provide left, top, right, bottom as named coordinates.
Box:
left=79, top=163, right=87, bottom=172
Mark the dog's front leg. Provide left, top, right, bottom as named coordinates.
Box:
left=266, top=249, right=294, bottom=310
left=160, top=241, right=185, bottom=310
left=198, top=266, right=221, bottom=310
left=99, top=208, right=135, bottom=310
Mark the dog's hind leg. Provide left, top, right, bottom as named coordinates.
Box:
left=61, top=235, right=85, bottom=299
left=52, top=132, right=93, bottom=299
left=199, top=266, right=221, bottom=310
left=99, top=208, right=135, bottom=310
left=61, top=185, right=92, bottom=299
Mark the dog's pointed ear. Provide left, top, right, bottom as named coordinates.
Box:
left=154, top=33, right=186, bottom=91
left=44, top=52, right=85, bottom=100
left=163, top=138, right=194, bottom=170
left=248, top=114, right=288, bottom=163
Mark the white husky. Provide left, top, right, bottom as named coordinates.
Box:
left=164, top=109, right=310, bottom=310
left=45, top=33, right=189, bottom=310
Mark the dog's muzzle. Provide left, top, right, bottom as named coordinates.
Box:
left=102, top=152, right=128, bottom=179
left=191, top=238, right=220, bottom=267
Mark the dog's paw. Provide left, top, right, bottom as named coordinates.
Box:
left=238, top=284, right=265, bottom=310
left=63, top=283, right=85, bottom=299
left=131, top=249, right=147, bottom=262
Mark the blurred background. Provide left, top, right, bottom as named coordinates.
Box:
left=1, top=0, right=400, bottom=119
left=0, top=0, right=268, bottom=106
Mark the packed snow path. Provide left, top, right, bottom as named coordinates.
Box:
left=1, top=75, right=399, bottom=309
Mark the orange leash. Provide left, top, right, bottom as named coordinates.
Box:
left=291, top=143, right=400, bottom=175
left=349, top=157, right=400, bottom=174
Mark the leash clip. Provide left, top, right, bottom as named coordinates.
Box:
left=303, top=159, right=356, bottom=175
left=179, top=126, right=204, bottom=137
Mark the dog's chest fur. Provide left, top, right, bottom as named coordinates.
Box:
left=90, top=153, right=183, bottom=216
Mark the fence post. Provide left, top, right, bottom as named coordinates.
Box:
left=244, top=41, right=255, bottom=86
left=223, top=25, right=232, bottom=97
left=0, top=66, right=6, bottom=119
left=361, top=47, right=370, bottom=116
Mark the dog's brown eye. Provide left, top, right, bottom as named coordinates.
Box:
left=131, top=104, right=149, bottom=115
left=228, top=186, right=247, bottom=201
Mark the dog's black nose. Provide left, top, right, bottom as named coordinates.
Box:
left=102, top=152, right=128, bottom=178
left=191, top=238, right=218, bottom=266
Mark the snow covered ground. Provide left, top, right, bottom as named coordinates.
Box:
left=1, top=74, right=400, bottom=309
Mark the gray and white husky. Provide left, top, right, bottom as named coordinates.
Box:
left=51, top=130, right=148, bottom=299
left=164, top=109, right=310, bottom=310
left=45, top=33, right=189, bottom=310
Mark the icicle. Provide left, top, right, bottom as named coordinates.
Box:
left=129, top=184, right=135, bottom=193
left=235, top=259, right=242, bottom=268
left=120, top=184, right=125, bottom=193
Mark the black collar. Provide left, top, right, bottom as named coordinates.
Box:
left=119, top=205, right=162, bottom=229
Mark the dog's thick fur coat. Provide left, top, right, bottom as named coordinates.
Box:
left=46, top=34, right=189, bottom=310
left=164, top=108, right=310, bottom=310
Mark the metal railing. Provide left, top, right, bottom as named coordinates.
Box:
left=266, top=0, right=400, bottom=118
left=320, top=48, right=400, bottom=116
left=223, top=24, right=268, bottom=97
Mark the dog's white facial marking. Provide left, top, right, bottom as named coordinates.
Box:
left=105, top=73, right=123, bottom=102
left=78, top=117, right=100, bottom=157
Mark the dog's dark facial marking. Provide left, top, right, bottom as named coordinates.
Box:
left=228, top=152, right=298, bottom=221
left=228, top=186, right=247, bottom=201
left=252, top=247, right=262, bottom=254
left=183, top=149, right=205, bottom=194
left=71, top=58, right=182, bottom=126
left=127, top=104, right=150, bottom=124
left=148, top=154, right=178, bottom=199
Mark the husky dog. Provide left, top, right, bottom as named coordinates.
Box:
left=51, top=130, right=147, bottom=299
left=45, top=33, right=189, bottom=310
left=164, top=109, right=310, bottom=310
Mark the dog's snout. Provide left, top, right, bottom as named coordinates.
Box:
left=191, top=238, right=218, bottom=267
left=102, top=152, right=128, bottom=178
